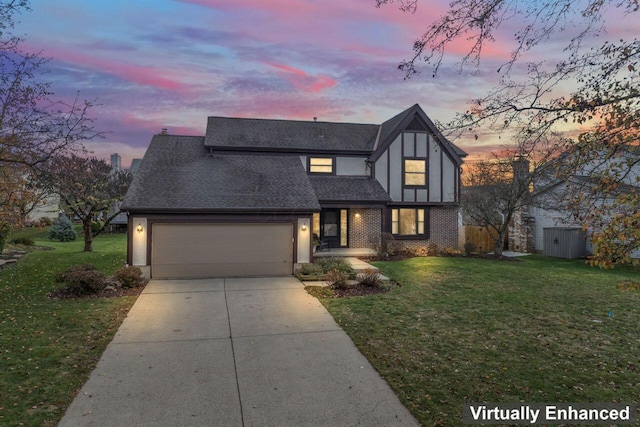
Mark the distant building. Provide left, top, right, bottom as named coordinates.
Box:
left=110, top=153, right=122, bottom=171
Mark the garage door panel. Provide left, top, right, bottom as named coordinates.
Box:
left=152, top=223, right=293, bottom=278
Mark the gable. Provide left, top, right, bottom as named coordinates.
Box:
left=372, top=104, right=466, bottom=165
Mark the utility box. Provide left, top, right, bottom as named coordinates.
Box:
left=543, top=227, right=587, bottom=259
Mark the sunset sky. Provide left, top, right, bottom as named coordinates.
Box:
left=15, top=0, right=637, bottom=167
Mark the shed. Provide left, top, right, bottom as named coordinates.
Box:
left=543, top=227, right=587, bottom=259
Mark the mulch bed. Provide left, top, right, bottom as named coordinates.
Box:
left=48, top=284, right=146, bottom=300
left=328, top=281, right=399, bottom=298
left=364, top=253, right=522, bottom=262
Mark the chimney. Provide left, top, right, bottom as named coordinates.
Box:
left=512, top=156, right=530, bottom=187
left=313, top=117, right=317, bottom=122
left=161, top=128, right=168, bottom=135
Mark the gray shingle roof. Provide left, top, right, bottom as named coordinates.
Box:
left=122, top=135, right=320, bottom=212
left=309, top=176, right=391, bottom=203
left=205, top=117, right=379, bottom=152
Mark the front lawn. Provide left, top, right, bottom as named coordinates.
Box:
left=0, top=230, right=135, bottom=427
left=315, top=255, right=640, bottom=426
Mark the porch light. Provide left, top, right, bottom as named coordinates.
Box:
left=301, top=224, right=308, bottom=232
left=136, top=223, right=144, bottom=233
left=355, top=213, right=361, bottom=219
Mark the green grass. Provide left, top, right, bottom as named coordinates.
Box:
left=0, top=228, right=135, bottom=427
left=315, top=255, right=640, bottom=426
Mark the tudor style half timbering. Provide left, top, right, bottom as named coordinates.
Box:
left=122, top=104, right=466, bottom=278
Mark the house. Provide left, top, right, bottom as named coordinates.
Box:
left=524, top=147, right=640, bottom=259
left=121, top=104, right=467, bottom=279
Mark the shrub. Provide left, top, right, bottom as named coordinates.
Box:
left=425, top=242, right=439, bottom=256
left=315, top=257, right=353, bottom=274
left=10, top=236, right=35, bottom=246
left=357, top=268, right=382, bottom=288
left=439, top=247, right=463, bottom=256
left=38, top=217, right=54, bottom=227
left=405, top=246, right=428, bottom=257
left=375, top=232, right=402, bottom=258
left=463, top=241, right=477, bottom=255
left=298, top=263, right=323, bottom=276
left=326, top=269, right=349, bottom=290
left=113, top=266, right=148, bottom=289
left=49, top=216, right=77, bottom=242
left=54, top=264, right=106, bottom=296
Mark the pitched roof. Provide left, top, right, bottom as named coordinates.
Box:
left=309, top=175, right=391, bottom=203
left=122, top=135, right=320, bottom=212
left=375, top=104, right=467, bottom=162
left=205, top=117, right=379, bottom=152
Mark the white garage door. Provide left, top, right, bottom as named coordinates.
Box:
left=151, top=223, right=293, bottom=278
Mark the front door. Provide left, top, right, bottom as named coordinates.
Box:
left=321, top=209, right=347, bottom=248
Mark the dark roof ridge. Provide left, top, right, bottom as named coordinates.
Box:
left=206, top=115, right=378, bottom=127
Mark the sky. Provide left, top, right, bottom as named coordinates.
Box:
left=13, top=0, right=637, bottom=167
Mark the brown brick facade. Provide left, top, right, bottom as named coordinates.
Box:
left=347, top=206, right=460, bottom=251
left=348, top=208, right=382, bottom=249
left=396, top=206, right=460, bottom=251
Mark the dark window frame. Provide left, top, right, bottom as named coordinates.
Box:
left=403, top=158, right=427, bottom=188
left=389, top=207, right=429, bottom=239
left=308, top=156, right=335, bottom=175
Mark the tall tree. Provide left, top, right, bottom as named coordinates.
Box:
left=41, top=154, right=131, bottom=252
left=0, top=163, right=50, bottom=225
left=1, top=0, right=99, bottom=168
left=377, top=0, right=640, bottom=266
left=463, top=138, right=562, bottom=255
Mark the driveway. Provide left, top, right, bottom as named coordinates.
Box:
left=59, top=277, right=418, bottom=426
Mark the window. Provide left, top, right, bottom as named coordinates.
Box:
left=404, top=159, right=426, bottom=186
left=309, top=157, right=333, bottom=174
left=391, top=208, right=425, bottom=236
left=340, top=209, right=348, bottom=247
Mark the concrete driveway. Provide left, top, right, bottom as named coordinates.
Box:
left=59, top=277, right=418, bottom=426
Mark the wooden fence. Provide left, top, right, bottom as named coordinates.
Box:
left=463, top=226, right=508, bottom=253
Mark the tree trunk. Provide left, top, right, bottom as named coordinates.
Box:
left=83, top=220, right=93, bottom=252
left=494, top=232, right=504, bottom=256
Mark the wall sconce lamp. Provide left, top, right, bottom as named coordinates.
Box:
left=355, top=213, right=361, bottom=219
left=136, top=223, right=144, bottom=233
left=301, top=224, right=308, bottom=232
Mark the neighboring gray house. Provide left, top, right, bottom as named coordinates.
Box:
left=524, top=148, right=640, bottom=259
left=121, top=104, right=467, bottom=279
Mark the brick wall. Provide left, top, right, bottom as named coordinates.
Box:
left=349, top=208, right=381, bottom=249
left=347, top=206, right=460, bottom=251
left=397, top=206, right=460, bottom=251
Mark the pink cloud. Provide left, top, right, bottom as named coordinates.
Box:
left=26, top=44, right=190, bottom=92
left=265, top=62, right=337, bottom=93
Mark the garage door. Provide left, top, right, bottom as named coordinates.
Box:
left=151, top=223, right=293, bottom=278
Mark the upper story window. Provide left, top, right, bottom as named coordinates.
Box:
left=309, top=157, right=334, bottom=174
left=404, top=159, right=426, bottom=186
